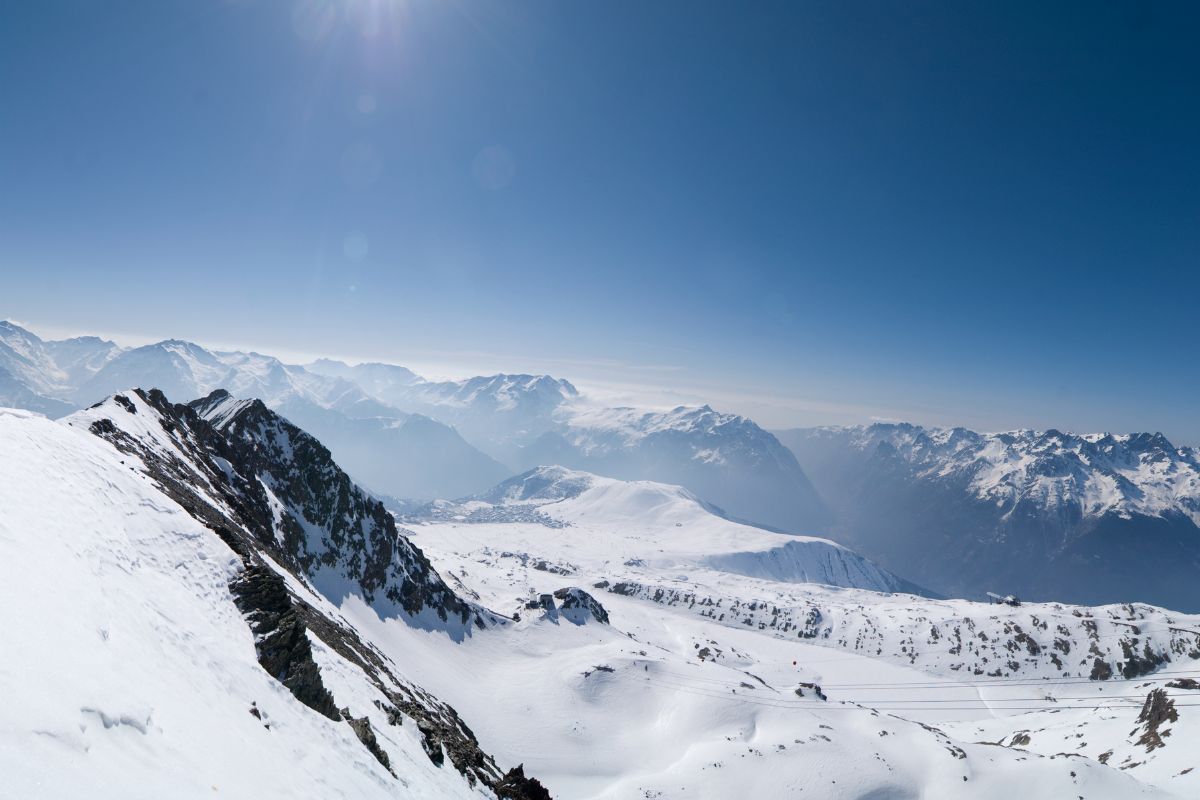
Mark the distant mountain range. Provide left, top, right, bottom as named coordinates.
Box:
left=13, top=319, right=1200, bottom=611
left=0, top=321, right=825, bottom=533
left=777, top=423, right=1200, bottom=611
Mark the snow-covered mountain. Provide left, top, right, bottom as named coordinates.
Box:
left=2, top=393, right=549, bottom=798
left=5, top=394, right=1199, bottom=798
left=0, top=320, right=107, bottom=413
left=777, top=423, right=1200, bottom=611
left=518, top=404, right=829, bottom=533
left=2, top=322, right=828, bottom=531
left=384, top=374, right=581, bottom=463
left=306, top=359, right=426, bottom=405
left=328, top=365, right=829, bottom=533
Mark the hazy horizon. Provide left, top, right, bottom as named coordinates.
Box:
left=6, top=314, right=1198, bottom=445
left=4, top=2, right=1199, bottom=440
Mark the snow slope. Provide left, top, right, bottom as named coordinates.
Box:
left=0, top=407, right=501, bottom=799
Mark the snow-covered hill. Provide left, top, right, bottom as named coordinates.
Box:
left=410, top=466, right=917, bottom=595
left=778, top=423, right=1200, bottom=611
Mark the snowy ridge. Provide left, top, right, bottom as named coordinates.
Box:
left=70, top=389, right=492, bottom=630
left=0, top=404, right=548, bottom=798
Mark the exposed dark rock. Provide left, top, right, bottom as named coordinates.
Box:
left=553, top=587, right=610, bottom=624
left=1166, top=678, right=1200, bottom=690
left=494, top=764, right=553, bottom=800
left=343, top=709, right=394, bottom=775
left=1135, top=688, right=1179, bottom=752
left=1089, top=658, right=1113, bottom=681
left=230, top=566, right=339, bottom=721
left=797, top=682, right=827, bottom=701
left=1119, top=638, right=1168, bottom=679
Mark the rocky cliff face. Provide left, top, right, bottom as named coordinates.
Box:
left=75, top=389, right=487, bottom=628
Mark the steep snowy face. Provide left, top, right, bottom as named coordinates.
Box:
left=408, top=466, right=915, bottom=595
left=70, top=389, right=487, bottom=629
left=0, top=405, right=548, bottom=799
left=779, top=424, right=1200, bottom=610
left=520, top=405, right=830, bottom=533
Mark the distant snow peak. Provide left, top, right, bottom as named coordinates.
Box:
left=482, top=465, right=597, bottom=504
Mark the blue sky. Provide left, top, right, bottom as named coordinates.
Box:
left=2, top=1, right=1199, bottom=439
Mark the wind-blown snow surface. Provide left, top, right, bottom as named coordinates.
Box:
left=0, top=408, right=482, bottom=799
left=778, top=423, right=1200, bottom=610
